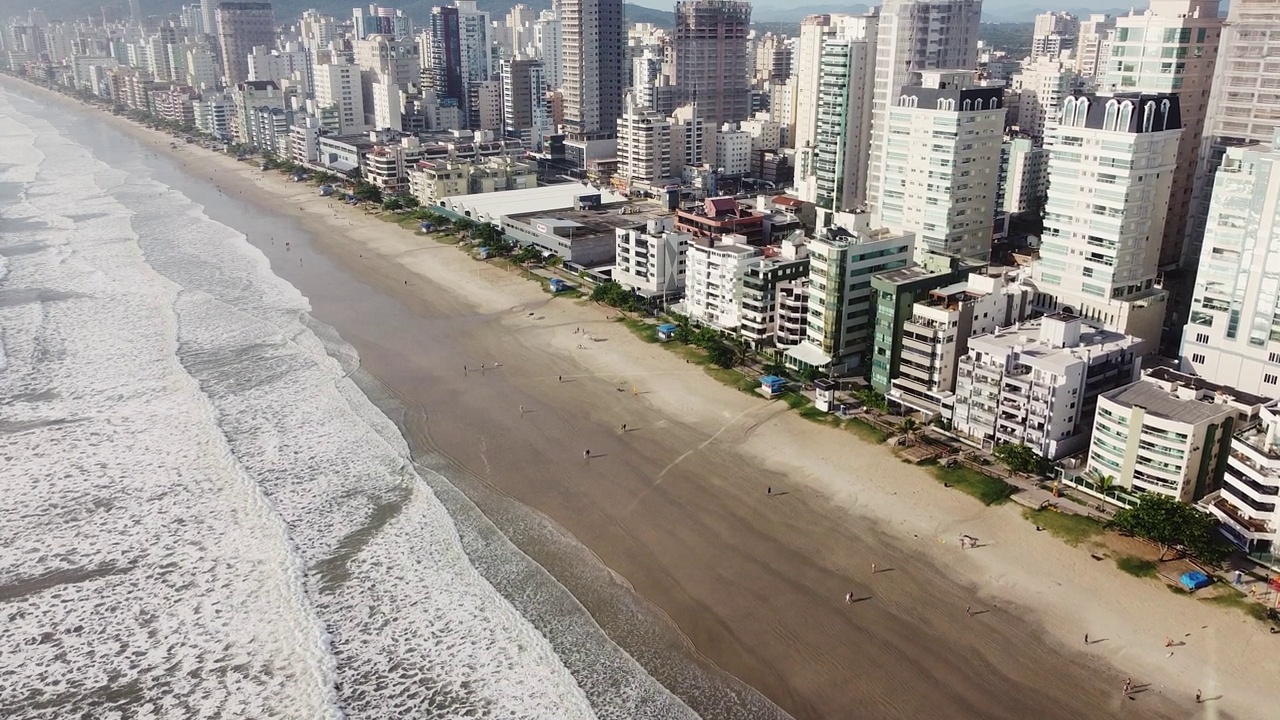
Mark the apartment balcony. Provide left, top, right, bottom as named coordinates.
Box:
left=1211, top=496, right=1274, bottom=536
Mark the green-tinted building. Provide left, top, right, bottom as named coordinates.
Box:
left=870, top=256, right=983, bottom=394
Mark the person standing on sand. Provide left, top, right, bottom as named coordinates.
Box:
left=1123, top=678, right=1131, bottom=695
left=966, top=605, right=972, bottom=617
left=845, top=592, right=853, bottom=604
left=1084, top=633, right=1089, bottom=644
left=583, top=449, right=590, bottom=460
left=1195, top=690, right=1202, bottom=703
left=871, top=563, right=877, bottom=574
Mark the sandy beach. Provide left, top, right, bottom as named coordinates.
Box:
left=16, top=79, right=1279, bottom=719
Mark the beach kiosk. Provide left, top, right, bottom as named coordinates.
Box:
left=813, top=377, right=838, bottom=412
left=548, top=278, right=570, bottom=293
left=759, top=375, right=787, bottom=398
left=657, top=323, right=679, bottom=342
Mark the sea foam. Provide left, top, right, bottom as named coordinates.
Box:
left=0, top=88, right=621, bottom=718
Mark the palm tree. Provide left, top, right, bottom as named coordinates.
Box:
left=897, top=417, right=920, bottom=436
left=1083, top=468, right=1117, bottom=498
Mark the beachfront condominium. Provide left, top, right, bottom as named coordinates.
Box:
left=683, top=235, right=762, bottom=331
left=874, top=71, right=1004, bottom=263
left=1031, top=11, right=1078, bottom=61
left=1100, top=0, right=1222, bottom=272
left=247, top=42, right=310, bottom=94
left=866, top=0, right=981, bottom=219
left=951, top=313, right=1141, bottom=460
left=353, top=4, right=412, bottom=40
left=614, top=216, right=691, bottom=299
left=1202, top=402, right=1280, bottom=568
left=215, top=2, right=277, bottom=87
left=739, top=236, right=812, bottom=350
left=560, top=0, right=625, bottom=137
left=885, top=269, right=1032, bottom=418
left=671, top=0, right=751, bottom=127
left=1083, top=368, right=1261, bottom=505
left=1181, top=132, right=1280, bottom=398
left=230, top=79, right=285, bottom=147
left=1031, top=93, right=1181, bottom=352
left=792, top=13, right=878, bottom=213
left=1074, top=14, right=1115, bottom=88
left=501, top=56, right=551, bottom=147
left=784, top=213, right=913, bottom=374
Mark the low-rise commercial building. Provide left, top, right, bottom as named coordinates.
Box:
left=503, top=197, right=669, bottom=266
left=1083, top=368, right=1262, bottom=504
left=951, top=313, right=1141, bottom=459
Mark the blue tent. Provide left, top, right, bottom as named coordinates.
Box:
left=1179, top=571, right=1212, bottom=591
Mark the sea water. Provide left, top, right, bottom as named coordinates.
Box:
left=0, top=87, right=708, bottom=718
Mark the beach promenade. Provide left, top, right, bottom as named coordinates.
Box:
left=14, top=77, right=1278, bottom=719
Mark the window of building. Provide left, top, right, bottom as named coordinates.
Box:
left=1191, top=352, right=1206, bottom=364
left=1266, top=374, right=1279, bottom=385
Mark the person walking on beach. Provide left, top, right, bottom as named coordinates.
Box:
left=558, top=375, right=563, bottom=382
left=1195, top=690, right=1202, bottom=703
left=871, top=563, right=877, bottom=574
left=620, top=423, right=627, bottom=431
left=845, top=591, right=854, bottom=604
left=1084, top=633, right=1089, bottom=644
left=583, top=449, right=590, bottom=461
left=767, top=486, right=772, bottom=495
left=1123, top=678, right=1132, bottom=696
left=520, top=405, right=525, bottom=416
left=966, top=605, right=972, bottom=617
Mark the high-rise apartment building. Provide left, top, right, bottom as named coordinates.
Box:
left=201, top=1, right=219, bottom=43
left=671, top=0, right=751, bottom=127
left=1183, top=0, right=1280, bottom=271
left=876, top=71, right=1004, bottom=262
left=1032, top=93, right=1182, bottom=351
left=533, top=9, right=561, bottom=90
left=616, top=96, right=672, bottom=184
left=216, top=2, right=276, bottom=87
left=353, top=4, right=411, bottom=40
left=867, top=0, right=982, bottom=218
left=1010, top=56, right=1078, bottom=139
left=1031, top=11, right=1079, bottom=60
left=313, top=57, right=368, bottom=134
left=1074, top=14, right=1115, bottom=86
left=424, top=6, right=463, bottom=107
left=299, top=10, right=336, bottom=56
left=1102, top=0, right=1221, bottom=271
left=792, top=13, right=881, bottom=153
left=355, top=34, right=420, bottom=88
left=501, top=56, right=551, bottom=145
left=560, top=0, right=625, bottom=136
left=791, top=13, right=878, bottom=211
left=1181, top=133, right=1280, bottom=397
left=808, top=31, right=877, bottom=213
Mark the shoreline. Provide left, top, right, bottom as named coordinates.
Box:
left=13, top=77, right=1278, bottom=719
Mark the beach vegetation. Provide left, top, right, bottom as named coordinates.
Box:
left=845, top=417, right=889, bottom=444
left=1115, top=555, right=1159, bottom=578
left=1110, top=494, right=1230, bottom=564
left=382, top=196, right=406, bottom=211
left=853, top=388, right=888, bottom=412
left=931, top=465, right=1015, bottom=506
left=352, top=181, right=382, bottom=204
left=896, top=417, right=921, bottom=436
left=400, top=195, right=420, bottom=209
left=1202, top=591, right=1272, bottom=622
left=1021, top=508, right=1104, bottom=546
left=589, top=280, right=643, bottom=311
left=992, top=442, right=1048, bottom=476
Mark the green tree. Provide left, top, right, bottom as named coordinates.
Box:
left=993, top=443, right=1046, bottom=475
left=400, top=195, right=420, bottom=209
left=353, top=182, right=382, bottom=203
left=382, top=196, right=404, bottom=211
left=706, top=342, right=736, bottom=368
left=897, top=417, right=920, bottom=436
left=1110, top=493, right=1230, bottom=563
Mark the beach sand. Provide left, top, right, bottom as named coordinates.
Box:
left=17, top=79, right=1278, bottom=719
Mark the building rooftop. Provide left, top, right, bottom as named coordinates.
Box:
left=970, top=318, right=1139, bottom=374
left=873, top=265, right=950, bottom=286
left=510, top=201, right=671, bottom=238
left=443, top=184, right=627, bottom=219
left=1102, top=378, right=1237, bottom=426
left=1144, top=367, right=1271, bottom=408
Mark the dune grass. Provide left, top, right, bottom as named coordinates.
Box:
left=932, top=465, right=1015, bottom=506
left=1021, top=508, right=1104, bottom=546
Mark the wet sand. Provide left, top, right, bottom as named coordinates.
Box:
left=14, top=78, right=1274, bottom=720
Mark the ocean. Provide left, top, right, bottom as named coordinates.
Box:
left=0, top=86, right=759, bottom=718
